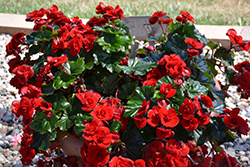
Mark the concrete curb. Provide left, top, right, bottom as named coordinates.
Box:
left=0, top=13, right=249, bottom=48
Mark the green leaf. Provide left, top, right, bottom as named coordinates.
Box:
left=66, top=95, right=84, bottom=116
left=94, top=45, right=124, bottom=73
left=168, top=22, right=182, bottom=32
left=31, top=132, right=49, bottom=151
left=109, top=120, right=122, bottom=133
left=207, top=118, right=228, bottom=141
left=53, top=71, right=75, bottom=89
left=85, top=56, right=94, bottom=70
left=121, top=127, right=144, bottom=160
left=218, top=131, right=236, bottom=145
left=207, top=60, right=218, bottom=76
left=119, top=81, right=138, bottom=99
left=43, top=93, right=70, bottom=113
left=42, top=81, right=54, bottom=95
left=24, top=31, right=43, bottom=44
left=30, top=112, right=57, bottom=134
left=206, top=41, right=219, bottom=50
left=118, top=57, right=157, bottom=76
left=124, top=86, right=154, bottom=117
left=182, top=22, right=209, bottom=44
left=73, top=113, right=92, bottom=139
left=193, top=129, right=207, bottom=146
left=42, top=30, right=52, bottom=41
left=64, top=57, right=85, bottom=75
left=214, top=47, right=234, bottom=66
left=56, top=111, right=75, bottom=131
left=25, top=44, right=41, bottom=57
left=184, top=79, right=208, bottom=98
left=101, top=74, right=118, bottom=95
left=140, top=125, right=155, bottom=144
left=193, top=62, right=212, bottom=82
left=155, top=75, right=175, bottom=88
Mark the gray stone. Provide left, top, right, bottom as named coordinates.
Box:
left=240, top=156, right=249, bottom=162
left=2, top=116, right=12, bottom=122
left=246, top=106, right=250, bottom=112
left=245, top=139, right=250, bottom=144
left=3, top=149, right=10, bottom=157
left=4, top=135, right=13, bottom=141
left=0, top=141, right=5, bottom=148
left=225, top=147, right=236, bottom=157
left=0, top=146, right=3, bottom=152
left=234, top=145, right=248, bottom=151
left=239, top=150, right=246, bottom=156
left=14, top=164, right=22, bottom=167
left=0, top=125, right=8, bottom=135
left=3, top=164, right=11, bottom=167
left=246, top=111, right=250, bottom=117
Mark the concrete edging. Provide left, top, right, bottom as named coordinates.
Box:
left=0, top=13, right=249, bottom=48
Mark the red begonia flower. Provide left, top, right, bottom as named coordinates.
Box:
left=83, top=34, right=98, bottom=52
left=146, top=45, right=156, bottom=52
left=159, top=107, right=179, bottom=128
left=143, top=78, right=157, bottom=87
left=179, top=98, right=195, bottom=120
left=11, top=97, right=34, bottom=119
left=165, top=139, right=190, bottom=157
left=187, top=48, right=203, bottom=57
left=157, top=97, right=170, bottom=108
left=239, top=41, right=250, bottom=51
left=182, top=117, right=198, bottom=131
left=76, top=90, right=101, bottom=112
left=198, top=114, right=210, bottom=127
left=149, top=11, right=167, bottom=24
left=87, top=145, right=110, bottom=166
left=147, top=67, right=162, bottom=80
left=82, top=118, right=103, bottom=141
left=26, top=8, right=46, bottom=21
left=137, top=100, right=150, bottom=116
left=160, top=83, right=176, bottom=98
left=19, top=146, right=36, bottom=165
left=47, top=54, right=68, bottom=67
left=156, top=126, right=172, bottom=139
left=99, top=98, right=120, bottom=108
left=20, top=84, right=43, bottom=99
left=237, top=119, right=249, bottom=136
left=109, top=156, right=134, bottom=167
left=147, top=106, right=160, bottom=127
left=177, top=10, right=195, bottom=24
left=110, top=131, right=120, bottom=144
left=133, top=115, right=147, bottom=128
left=96, top=2, right=106, bottom=14
left=67, top=33, right=84, bottom=56
left=224, top=108, right=245, bottom=128
left=91, top=105, right=114, bottom=121
left=93, top=126, right=112, bottom=148
left=182, top=66, right=191, bottom=77
left=185, top=38, right=204, bottom=49
left=163, top=154, right=189, bottom=167
left=135, top=159, right=146, bottom=167
left=200, top=94, right=214, bottom=108
left=103, top=5, right=124, bottom=21
left=87, top=16, right=108, bottom=27
left=6, top=31, right=26, bottom=57
left=161, top=18, right=174, bottom=25
left=235, top=61, right=250, bottom=72
left=226, top=29, right=243, bottom=45
left=236, top=71, right=250, bottom=90
left=12, top=65, right=34, bottom=85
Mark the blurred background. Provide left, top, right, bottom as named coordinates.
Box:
left=0, top=0, right=250, bottom=25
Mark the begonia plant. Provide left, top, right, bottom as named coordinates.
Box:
left=6, top=2, right=250, bottom=167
